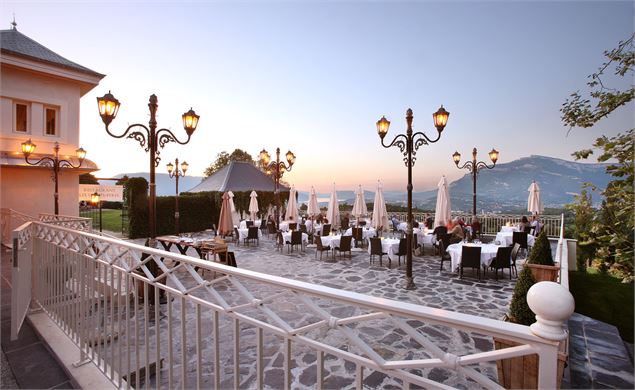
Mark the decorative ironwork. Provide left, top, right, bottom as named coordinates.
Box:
left=259, top=147, right=295, bottom=230
left=453, top=147, right=498, bottom=215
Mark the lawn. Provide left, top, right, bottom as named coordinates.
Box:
left=569, top=270, right=634, bottom=343
left=80, top=209, right=123, bottom=233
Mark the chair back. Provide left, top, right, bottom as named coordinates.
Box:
left=339, top=235, right=352, bottom=251
left=352, top=227, right=363, bottom=241
left=247, top=226, right=259, bottom=239
left=433, top=226, right=448, bottom=236
left=218, top=251, right=237, bottom=267
left=512, top=231, right=528, bottom=249
left=510, top=243, right=521, bottom=263
left=234, top=227, right=240, bottom=240
left=322, top=224, right=331, bottom=236
left=276, top=231, right=284, bottom=246
left=289, top=222, right=298, bottom=231
left=397, top=238, right=407, bottom=256
left=291, top=231, right=302, bottom=245
left=523, top=225, right=532, bottom=234
left=316, top=236, right=325, bottom=250
left=370, top=237, right=383, bottom=255
left=439, top=233, right=452, bottom=254
left=300, top=224, right=307, bottom=234
left=246, top=220, right=254, bottom=228
left=461, top=246, right=482, bottom=268
left=267, top=222, right=277, bottom=234
left=492, top=246, right=513, bottom=268
left=359, top=220, right=367, bottom=227
left=260, top=218, right=267, bottom=229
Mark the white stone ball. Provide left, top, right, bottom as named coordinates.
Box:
left=527, top=281, right=575, bottom=322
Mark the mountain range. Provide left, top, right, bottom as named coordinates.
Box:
left=105, top=155, right=611, bottom=211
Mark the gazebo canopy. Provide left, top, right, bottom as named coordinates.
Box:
left=186, top=160, right=290, bottom=193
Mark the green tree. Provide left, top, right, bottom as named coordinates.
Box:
left=566, top=189, right=596, bottom=271
left=203, top=149, right=254, bottom=178
left=79, top=173, right=99, bottom=184
left=561, top=34, right=634, bottom=279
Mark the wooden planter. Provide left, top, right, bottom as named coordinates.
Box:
left=493, top=337, right=567, bottom=389
left=526, top=262, right=560, bottom=282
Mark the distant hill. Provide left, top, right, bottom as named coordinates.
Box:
left=112, top=155, right=611, bottom=211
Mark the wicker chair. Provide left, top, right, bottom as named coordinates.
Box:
left=244, top=226, right=259, bottom=246
left=490, top=246, right=513, bottom=280
left=315, top=236, right=331, bottom=260
left=287, top=230, right=303, bottom=253
left=333, top=235, right=352, bottom=260
left=321, top=224, right=331, bottom=236
left=460, top=246, right=482, bottom=281
left=369, top=237, right=387, bottom=267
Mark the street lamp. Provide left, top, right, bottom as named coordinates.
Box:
left=90, top=192, right=102, bottom=232
left=97, top=91, right=199, bottom=304
left=20, top=139, right=87, bottom=215
left=166, top=158, right=188, bottom=234
left=259, top=147, right=295, bottom=230
left=452, top=147, right=499, bottom=216
left=376, top=106, right=449, bottom=290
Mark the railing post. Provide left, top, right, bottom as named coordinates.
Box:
left=527, top=281, right=575, bottom=388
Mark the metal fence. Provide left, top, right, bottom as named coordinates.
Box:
left=389, top=212, right=562, bottom=238
left=11, top=221, right=571, bottom=389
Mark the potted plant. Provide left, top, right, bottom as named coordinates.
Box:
left=525, top=231, right=559, bottom=282
left=494, top=267, right=567, bottom=389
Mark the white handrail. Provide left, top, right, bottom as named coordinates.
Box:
left=16, top=221, right=567, bottom=389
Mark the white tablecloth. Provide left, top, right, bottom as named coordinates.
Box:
left=319, top=235, right=342, bottom=249
left=344, top=227, right=376, bottom=240
left=278, top=221, right=294, bottom=232
left=282, top=232, right=309, bottom=245
left=414, top=228, right=435, bottom=246
left=237, top=228, right=262, bottom=241
left=447, top=243, right=502, bottom=272
left=367, top=237, right=401, bottom=261
left=495, top=232, right=535, bottom=247
left=500, top=226, right=519, bottom=233
left=239, top=220, right=262, bottom=229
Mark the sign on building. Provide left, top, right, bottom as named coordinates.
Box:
left=79, top=185, right=124, bottom=202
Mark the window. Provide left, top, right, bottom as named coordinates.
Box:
left=15, top=103, right=28, bottom=132
left=45, top=107, right=57, bottom=135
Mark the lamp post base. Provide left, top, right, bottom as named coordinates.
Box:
left=405, top=277, right=416, bottom=290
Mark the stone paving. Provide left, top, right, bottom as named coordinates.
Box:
left=126, top=232, right=519, bottom=389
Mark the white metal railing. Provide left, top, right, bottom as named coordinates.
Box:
left=11, top=221, right=33, bottom=340
left=38, top=213, right=93, bottom=231
left=389, top=212, right=562, bottom=238
left=1, top=208, right=37, bottom=247
left=13, top=221, right=569, bottom=389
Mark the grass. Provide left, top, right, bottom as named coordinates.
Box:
left=80, top=209, right=123, bottom=233
left=569, top=270, right=634, bottom=343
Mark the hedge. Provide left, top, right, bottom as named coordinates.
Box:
left=125, top=177, right=289, bottom=238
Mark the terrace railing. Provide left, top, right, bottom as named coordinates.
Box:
left=389, top=212, right=562, bottom=238
left=1, top=208, right=36, bottom=248
left=12, top=221, right=573, bottom=389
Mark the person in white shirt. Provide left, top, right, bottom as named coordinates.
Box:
left=530, top=216, right=542, bottom=235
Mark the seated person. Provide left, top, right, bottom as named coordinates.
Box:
left=316, top=214, right=324, bottom=224
left=519, top=216, right=530, bottom=232
left=448, top=219, right=464, bottom=244
left=305, top=218, right=313, bottom=233
left=413, top=221, right=419, bottom=228
left=530, top=216, right=542, bottom=235
left=433, top=221, right=447, bottom=236
left=425, top=217, right=434, bottom=230
left=470, top=216, right=482, bottom=237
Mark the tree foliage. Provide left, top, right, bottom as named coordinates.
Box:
left=566, top=189, right=596, bottom=271
left=509, top=266, right=536, bottom=326
left=203, top=149, right=255, bottom=178
left=527, top=231, right=554, bottom=266
left=561, top=35, right=634, bottom=280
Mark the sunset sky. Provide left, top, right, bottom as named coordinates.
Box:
left=2, top=1, right=633, bottom=193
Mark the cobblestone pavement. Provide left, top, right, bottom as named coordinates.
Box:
left=125, top=233, right=518, bottom=389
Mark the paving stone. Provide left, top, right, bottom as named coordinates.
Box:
left=593, top=370, right=635, bottom=389
left=6, top=343, right=70, bottom=389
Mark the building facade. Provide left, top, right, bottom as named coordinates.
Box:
left=0, top=24, right=104, bottom=216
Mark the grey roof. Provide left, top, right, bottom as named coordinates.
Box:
left=0, top=27, right=104, bottom=78
left=186, top=161, right=290, bottom=193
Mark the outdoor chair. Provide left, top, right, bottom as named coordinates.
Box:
left=352, top=227, right=363, bottom=248
left=490, top=246, right=513, bottom=280
left=433, top=226, right=448, bottom=254
left=287, top=230, right=303, bottom=253
left=510, top=243, right=521, bottom=277
left=267, top=222, right=277, bottom=239
left=395, top=238, right=407, bottom=267
left=260, top=218, right=268, bottom=232
left=233, top=227, right=240, bottom=246
left=217, top=251, right=237, bottom=267
left=341, top=220, right=350, bottom=232
left=289, top=222, right=298, bottom=231
left=246, top=220, right=254, bottom=228
left=512, top=231, right=529, bottom=256
left=471, top=222, right=482, bottom=240
left=523, top=225, right=532, bottom=234
left=315, top=236, right=331, bottom=260
left=322, top=224, right=331, bottom=236
left=460, top=246, right=483, bottom=281
left=359, top=220, right=366, bottom=227
left=245, top=226, right=259, bottom=246
left=369, top=237, right=387, bottom=267
left=300, top=224, right=308, bottom=234
left=333, top=235, right=352, bottom=260
left=438, top=238, right=451, bottom=271
left=275, top=232, right=284, bottom=252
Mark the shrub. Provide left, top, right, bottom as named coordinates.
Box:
left=508, top=266, right=537, bottom=326
left=527, top=231, right=554, bottom=266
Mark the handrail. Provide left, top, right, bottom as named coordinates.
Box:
left=15, top=221, right=568, bottom=389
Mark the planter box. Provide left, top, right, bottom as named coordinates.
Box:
left=526, top=262, right=560, bottom=282
left=493, top=336, right=567, bottom=389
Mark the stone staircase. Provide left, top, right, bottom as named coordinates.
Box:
left=566, top=313, right=634, bottom=389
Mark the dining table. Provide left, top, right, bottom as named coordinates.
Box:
left=237, top=228, right=262, bottom=241
left=495, top=231, right=535, bottom=247
left=319, top=234, right=342, bottom=249
left=344, top=227, right=377, bottom=240
left=282, top=231, right=309, bottom=245
left=156, top=235, right=228, bottom=267
left=367, top=237, right=401, bottom=261
left=500, top=226, right=519, bottom=233
left=239, top=220, right=261, bottom=229
left=446, top=242, right=504, bottom=272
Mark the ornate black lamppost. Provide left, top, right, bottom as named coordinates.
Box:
left=96, top=92, right=199, bottom=304
left=21, top=139, right=86, bottom=215
left=376, top=106, right=449, bottom=290
left=452, top=147, right=499, bottom=216
left=259, top=148, right=295, bottom=230
left=166, top=158, right=188, bottom=234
